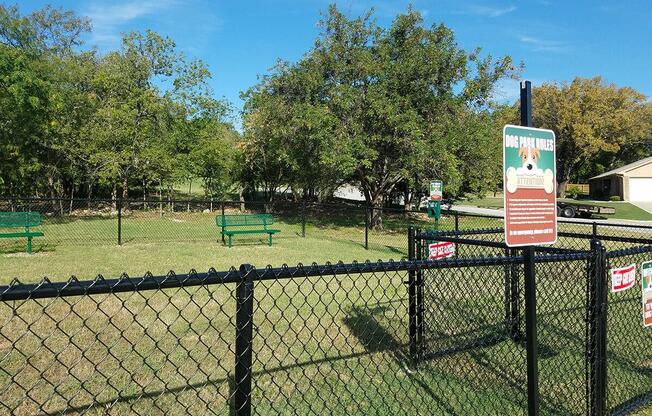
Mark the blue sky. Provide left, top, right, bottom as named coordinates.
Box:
left=18, top=0, right=652, bottom=126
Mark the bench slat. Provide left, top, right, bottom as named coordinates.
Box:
left=0, top=232, right=45, bottom=238
left=224, top=229, right=280, bottom=235
left=0, top=212, right=42, bottom=228
left=216, top=213, right=275, bottom=227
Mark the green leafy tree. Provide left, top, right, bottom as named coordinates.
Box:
left=532, top=77, right=652, bottom=196
left=243, top=5, right=517, bottom=227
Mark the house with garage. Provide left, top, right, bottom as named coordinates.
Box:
left=589, top=156, right=652, bottom=201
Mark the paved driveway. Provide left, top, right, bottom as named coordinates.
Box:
left=449, top=204, right=652, bottom=227
left=632, top=201, right=652, bottom=215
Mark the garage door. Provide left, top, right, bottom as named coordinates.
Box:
left=629, top=178, right=652, bottom=201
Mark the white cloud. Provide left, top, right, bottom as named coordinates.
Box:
left=84, top=0, right=180, bottom=49
left=519, top=35, right=569, bottom=53
left=468, top=5, right=517, bottom=17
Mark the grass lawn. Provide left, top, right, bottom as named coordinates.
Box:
left=0, top=210, right=650, bottom=415
left=463, top=196, right=652, bottom=221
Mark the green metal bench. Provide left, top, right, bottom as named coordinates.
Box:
left=216, top=213, right=280, bottom=247
left=0, top=212, right=44, bottom=254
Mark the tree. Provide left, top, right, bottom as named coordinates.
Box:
left=242, top=5, right=517, bottom=227
left=532, top=77, right=652, bottom=196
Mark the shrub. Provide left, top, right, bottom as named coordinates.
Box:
left=566, top=186, right=582, bottom=199
left=609, top=196, right=621, bottom=202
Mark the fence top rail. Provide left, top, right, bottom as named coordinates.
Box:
left=0, top=257, right=534, bottom=302
left=605, top=244, right=652, bottom=259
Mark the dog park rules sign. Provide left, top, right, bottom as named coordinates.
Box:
left=503, top=125, right=557, bottom=247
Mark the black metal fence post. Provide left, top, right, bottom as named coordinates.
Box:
left=117, top=198, right=122, bottom=246
left=415, top=228, right=424, bottom=361
left=592, top=222, right=598, bottom=239
left=454, top=212, right=459, bottom=232
left=589, top=239, right=607, bottom=416
left=364, top=207, right=369, bottom=250
left=234, top=264, right=254, bottom=416
left=523, top=245, right=539, bottom=416
left=407, top=227, right=418, bottom=365
left=301, top=200, right=306, bottom=238
left=221, top=201, right=226, bottom=244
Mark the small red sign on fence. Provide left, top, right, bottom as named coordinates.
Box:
left=611, top=264, right=636, bottom=293
left=428, top=242, right=455, bottom=260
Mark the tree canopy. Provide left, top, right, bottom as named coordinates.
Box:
left=531, top=77, right=652, bottom=195
left=241, top=5, right=517, bottom=226
left=0, top=4, right=237, bottom=201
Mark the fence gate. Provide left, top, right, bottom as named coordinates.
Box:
left=409, top=226, right=652, bottom=415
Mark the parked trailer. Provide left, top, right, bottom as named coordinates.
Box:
left=556, top=201, right=616, bottom=218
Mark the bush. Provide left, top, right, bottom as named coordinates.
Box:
left=609, top=196, right=621, bottom=202
left=566, top=186, right=582, bottom=199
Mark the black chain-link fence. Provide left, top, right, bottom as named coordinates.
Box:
left=1, top=225, right=651, bottom=414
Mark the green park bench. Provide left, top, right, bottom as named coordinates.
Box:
left=0, top=212, right=45, bottom=254
left=216, top=213, right=280, bottom=248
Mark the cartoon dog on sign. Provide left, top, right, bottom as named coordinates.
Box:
left=516, top=147, right=543, bottom=176
left=506, top=146, right=555, bottom=194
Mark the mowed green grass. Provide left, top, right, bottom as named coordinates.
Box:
left=0, top=209, right=501, bottom=284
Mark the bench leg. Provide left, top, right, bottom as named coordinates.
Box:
left=228, top=234, right=232, bottom=248
left=268, top=233, right=272, bottom=247
left=27, top=236, right=32, bottom=255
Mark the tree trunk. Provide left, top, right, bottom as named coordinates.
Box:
left=122, top=176, right=129, bottom=200
left=187, top=179, right=192, bottom=212
left=69, top=186, right=74, bottom=215
left=369, top=193, right=384, bottom=230
left=557, top=180, right=568, bottom=198
left=111, top=184, right=117, bottom=211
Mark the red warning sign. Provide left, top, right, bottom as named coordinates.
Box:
left=611, top=264, right=636, bottom=293
left=428, top=242, right=455, bottom=260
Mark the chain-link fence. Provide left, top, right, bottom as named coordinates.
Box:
left=1, top=225, right=651, bottom=415
left=1, top=197, right=648, bottom=254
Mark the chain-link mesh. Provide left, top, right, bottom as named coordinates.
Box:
left=535, top=256, right=591, bottom=415
left=0, top=271, right=239, bottom=415
left=2, top=208, right=652, bottom=414
left=605, top=246, right=652, bottom=415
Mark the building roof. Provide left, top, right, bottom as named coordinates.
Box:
left=590, top=156, right=652, bottom=180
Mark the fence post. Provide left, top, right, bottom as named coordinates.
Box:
left=364, top=207, right=369, bottom=250
left=301, top=200, right=306, bottom=238
left=117, top=198, right=122, bottom=246
left=523, top=245, right=539, bottom=416
left=407, top=227, right=418, bottom=365
left=589, top=239, right=607, bottom=416
left=592, top=222, right=598, bottom=239
left=415, top=228, right=424, bottom=361
left=454, top=212, right=459, bottom=232
left=221, top=201, right=226, bottom=244
left=234, top=264, right=254, bottom=416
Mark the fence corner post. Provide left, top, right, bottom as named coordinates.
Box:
left=234, top=263, right=254, bottom=416
left=117, top=198, right=122, bottom=246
